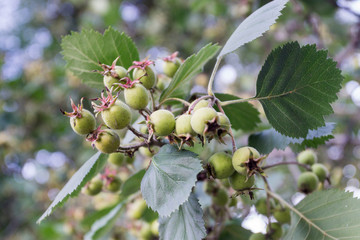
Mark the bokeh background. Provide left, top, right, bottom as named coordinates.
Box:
left=1, top=0, right=360, bottom=239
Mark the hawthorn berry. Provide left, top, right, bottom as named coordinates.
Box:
left=150, top=220, right=159, bottom=236
left=124, top=84, right=149, bottom=110
left=228, top=197, right=237, bottom=207
left=249, top=233, right=266, bottom=240
left=175, top=114, right=195, bottom=136
left=297, top=172, right=319, bottom=194
left=212, top=188, right=228, bottom=206
left=311, top=163, right=329, bottom=182
left=103, top=65, right=127, bottom=91
left=131, top=60, right=157, bottom=89
left=127, top=198, right=147, bottom=220
left=93, top=129, right=120, bottom=154
left=190, top=107, right=217, bottom=135
left=150, top=109, right=175, bottom=136
left=108, top=152, right=125, bottom=166
left=192, top=99, right=210, bottom=112
left=163, top=52, right=181, bottom=77
left=101, top=100, right=132, bottom=129
left=267, top=222, right=283, bottom=240
left=273, top=206, right=290, bottom=224
left=232, top=147, right=260, bottom=175
left=208, top=152, right=235, bottom=179
left=83, top=177, right=103, bottom=196
left=139, top=146, right=159, bottom=157
left=228, top=172, right=255, bottom=191
left=297, top=149, right=317, bottom=165
left=105, top=174, right=122, bottom=192
left=255, top=198, right=268, bottom=215
left=217, top=112, right=231, bottom=131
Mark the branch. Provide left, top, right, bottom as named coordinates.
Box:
left=127, top=125, right=148, bottom=139
left=158, top=98, right=191, bottom=108
left=262, top=161, right=312, bottom=171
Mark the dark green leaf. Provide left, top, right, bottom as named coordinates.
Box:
left=141, top=145, right=203, bottom=216
left=255, top=42, right=342, bottom=138
left=61, top=27, right=139, bottom=89
left=120, top=169, right=145, bottom=199
left=219, top=219, right=252, bottom=240
left=84, top=199, right=126, bottom=240
left=285, top=189, right=360, bottom=239
left=215, top=93, right=260, bottom=131
left=248, top=123, right=335, bottom=154
left=159, top=193, right=206, bottom=240
left=37, top=152, right=106, bottom=224
left=159, top=43, right=220, bottom=102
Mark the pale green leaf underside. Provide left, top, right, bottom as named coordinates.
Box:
left=61, top=27, right=139, bottom=89
left=140, top=145, right=203, bottom=217
left=248, top=123, right=335, bottom=154
left=159, top=193, right=206, bottom=240
left=37, top=152, right=106, bottom=224
left=255, top=42, right=343, bottom=138
left=285, top=189, right=360, bottom=240
left=84, top=200, right=126, bottom=240
left=218, top=0, right=288, bottom=57
left=160, top=43, right=220, bottom=102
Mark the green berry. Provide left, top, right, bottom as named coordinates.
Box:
left=311, top=163, right=329, bottom=182
left=190, top=107, right=217, bottom=135
left=203, top=180, right=217, bottom=194
left=156, top=75, right=170, bottom=91
left=163, top=58, right=181, bottom=77
left=83, top=178, right=103, bottom=196
left=139, top=146, right=159, bottom=157
left=94, top=130, right=120, bottom=154
left=140, top=125, right=149, bottom=134
left=192, top=99, right=210, bottom=112
left=297, top=149, right=317, bottom=165
left=140, top=223, right=152, bottom=240
left=228, top=172, right=255, bottom=191
left=103, top=66, right=127, bottom=91
left=150, top=110, right=175, bottom=136
left=133, top=66, right=156, bottom=89
left=125, top=155, right=135, bottom=164
left=105, top=175, right=122, bottom=192
left=70, top=109, right=96, bottom=135
left=108, top=152, right=125, bottom=166
left=128, top=198, right=147, bottom=220
left=124, top=84, right=149, bottom=110
left=228, top=197, right=237, bottom=207
left=297, top=172, right=319, bottom=194
left=249, top=233, right=266, bottom=240
left=273, top=207, right=291, bottom=224
left=267, top=223, right=282, bottom=240
left=208, top=152, right=235, bottom=179
left=212, top=188, right=228, bottom=206
left=232, top=147, right=260, bottom=174
left=217, top=112, right=231, bottom=131
left=101, top=100, right=131, bottom=129
left=150, top=220, right=159, bottom=236
left=255, top=198, right=268, bottom=215
left=176, top=114, right=195, bottom=136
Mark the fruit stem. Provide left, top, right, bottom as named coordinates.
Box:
left=261, top=175, right=273, bottom=230
left=215, top=99, right=237, bottom=153
left=187, top=95, right=213, bottom=114
left=127, top=125, right=149, bottom=139
left=207, top=56, right=222, bottom=96
left=220, top=97, right=255, bottom=106
left=149, top=90, right=156, bottom=111
left=158, top=98, right=191, bottom=107
left=262, top=161, right=311, bottom=171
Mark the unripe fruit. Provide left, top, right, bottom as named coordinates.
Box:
left=139, top=146, right=159, bottom=157
left=273, top=207, right=290, bottom=224
left=94, top=130, right=120, bottom=154
left=249, top=233, right=266, bottom=240
left=163, top=58, right=181, bottom=77
left=221, top=178, right=230, bottom=188
left=156, top=75, right=170, bottom=91
left=70, top=109, right=96, bottom=135
left=125, top=155, right=135, bottom=164
left=190, top=107, right=217, bottom=135
left=150, top=220, right=159, bottom=236
left=232, top=147, right=260, bottom=174
left=267, top=223, right=282, bottom=240
left=208, top=152, right=235, bottom=179
left=297, top=149, right=317, bottom=165
left=229, top=172, right=255, bottom=191
left=297, top=172, right=319, bottom=194
left=192, top=99, right=210, bottom=112
left=311, top=163, right=329, bottom=182
left=140, top=223, right=152, bottom=240
left=108, top=153, right=125, bottom=166
left=217, top=112, right=231, bottom=131
left=203, top=180, right=217, bottom=194
left=176, top=114, right=195, bottom=136
left=101, top=100, right=131, bottom=129
left=128, top=198, right=147, bottom=220
left=212, top=188, right=228, bottom=206
left=133, top=66, right=156, bottom=89
left=140, top=125, right=149, bottom=134
left=255, top=198, right=268, bottom=215
left=150, top=110, right=175, bottom=136
left=84, top=178, right=103, bottom=196
left=228, top=197, right=237, bottom=207
left=106, top=175, right=122, bottom=192
left=103, top=66, right=127, bottom=91
left=124, top=84, right=149, bottom=110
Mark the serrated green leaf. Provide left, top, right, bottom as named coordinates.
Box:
left=159, top=193, right=206, bottom=240
left=37, top=152, right=106, bottom=224
left=218, top=219, right=252, bottom=240
left=159, top=43, right=220, bottom=102
left=249, top=123, right=335, bottom=154
left=84, top=199, right=126, bottom=240
left=215, top=93, right=260, bottom=131
left=218, top=0, right=288, bottom=57
left=255, top=42, right=343, bottom=138
left=120, top=169, right=145, bottom=199
left=61, top=27, right=139, bottom=89
left=141, top=145, right=203, bottom=217
left=284, top=189, right=360, bottom=240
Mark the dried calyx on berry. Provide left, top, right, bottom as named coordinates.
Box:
left=98, top=57, right=128, bottom=92
left=102, top=169, right=122, bottom=192
left=61, top=97, right=96, bottom=135
left=129, top=59, right=157, bottom=90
